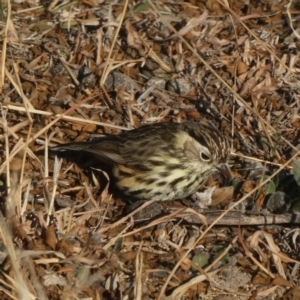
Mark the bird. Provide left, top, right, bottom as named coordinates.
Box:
left=51, top=122, right=230, bottom=201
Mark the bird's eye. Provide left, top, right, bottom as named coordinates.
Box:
left=200, top=151, right=211, bottom=161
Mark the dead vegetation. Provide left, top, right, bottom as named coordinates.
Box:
left=1, top=0, right=300, bottom=299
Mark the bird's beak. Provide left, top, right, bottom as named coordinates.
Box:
left=216, top=164, right=231, bottom=180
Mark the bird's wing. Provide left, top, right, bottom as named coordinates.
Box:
left=52, top=136, right=127, bottom=165
left=52, top=123, right=182, bottom=171
left=117, top=123, right=180, bottom=171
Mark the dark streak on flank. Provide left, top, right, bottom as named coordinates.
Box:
left=120, top=186, right=130, bottom=192
left=148, top=160, right=165, bottom=167
left=117, top=168, right=133, bottom=177
left=154, top=191, right=166, bottom=198
left=135, top=176, right=145, bottom=182
left=129, top=189, right=150, bottom=196
left=156, top=181, right=168, bottom=187
left=165, top=164, right=182, bottom=172
left=183, top=178, right=200, bottom=191
left=145, top=178, right=157, bottom=185
left=130, top=163, right=152, bottom=172
left=159, top=172, right=170, bottom=177
left=169, top=177, right=185, bottom=188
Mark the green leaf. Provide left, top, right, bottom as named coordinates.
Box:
left=293, top=160, right=300, bottom=186
left=265, top=180, right=276, bottom=195
left=214, top=245, right=228, bottom=264
left=232, top=178, right=243, bottom=193
left=133, top=1, right=150, bottom=13
left=192, top=252, right=210, bottom=269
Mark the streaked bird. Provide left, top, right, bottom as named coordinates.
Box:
left=52, top=122, right=230, bottom=201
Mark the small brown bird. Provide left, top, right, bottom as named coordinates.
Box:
left=52, top=122, right=230, bottom=201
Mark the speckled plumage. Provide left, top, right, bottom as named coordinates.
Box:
left=52, top=122, right=230, bottom=201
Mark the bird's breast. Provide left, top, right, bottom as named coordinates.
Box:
left=111, top=160, right=214, bottom=201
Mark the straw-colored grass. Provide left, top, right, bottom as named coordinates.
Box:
left=1, top=0, right=300, bottom=299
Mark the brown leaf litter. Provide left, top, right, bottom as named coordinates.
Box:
left=1, top=0, right=300, bottom=299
